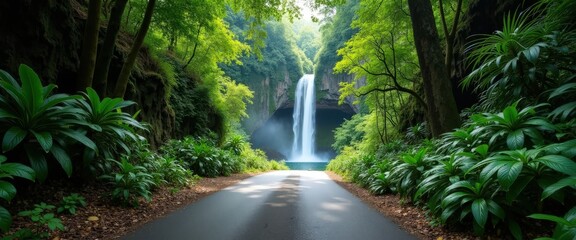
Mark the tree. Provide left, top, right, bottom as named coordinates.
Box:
left=92, top=0, right=129, bottom=97
left=77, top=0, right=102, bottom=91
left=407, top=0, right=461, bottom=136
left=112, top=0, right=157, bottom=98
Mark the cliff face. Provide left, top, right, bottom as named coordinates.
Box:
left=317, top=68, right=361, bottom=113
left=243, top=65, right=292, bottom=133
left=242, top=66, right=359, bottom=134
left=0, top=1, right=178, bottom=148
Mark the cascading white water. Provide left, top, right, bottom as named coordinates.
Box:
left=291, top=74, right=316, bottom=162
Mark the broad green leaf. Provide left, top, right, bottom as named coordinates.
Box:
left=506, top=129, right=524, bottom=150
left=2, top=127, right=27, bottom=152
left=549, top=102, right=576, bottom=120
left=51, top=144, right=73, bottom=177
left=529, top=214, right=571, bottom=225
left=0, top=163, right=35, bottom=181
left=0, top=180, right=16, bottom=201
left=30, top=130, right=53, bottom=153
left=474, top=144, right=489, bottom=157
left=487, top=200, right=505, bottom=219
left=471, top=198, right=488, bottom=227
left=0, top=206, right=11, bottom=232
left=537, top=155, right=576, bottom=176
left=497, top=161, right=523, bottom=189
left=60, top=130, right=96, bottom=150
left=19, top=64, right=44, bottom=112
left=542, top=176, right=576, bottom=200
left=0, top=109, right=17, bottom=119
left=549, top=83, right=576, bottom=99
left=508, top=219, right=522, bottom=240
left=26, top=147, right=48, bottom=182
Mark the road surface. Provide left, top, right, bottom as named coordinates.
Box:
left=123, top=171, right=417, bottom=240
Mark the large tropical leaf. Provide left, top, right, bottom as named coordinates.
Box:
left=2, top=127, right=27, bottom=152
left=0, top=206, right=11, bottom=232
left=50, top=144, right=73, bottom=177
left=0, top=180, right=16, bottom=201
left=537, top=155, right=576, bottom=176
left=541, top=176, right=576, bottom=200
left=0, top=163, right=35, bottom=181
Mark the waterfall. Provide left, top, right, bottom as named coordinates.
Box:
left=291, top=74, right=317, bottom=162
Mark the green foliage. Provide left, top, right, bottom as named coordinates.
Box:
left=388, top=147, right=433, bottom=199
left=328, top=0, right=576, bottom=238
left=17, top=203, right=64, bottom=233
left=0, top=154, right=35, bottom=232
left=57, top=193, right=87, bottom=215
left=529, top=206, right=576, bottom=240
left=240, top=147, right=289, bottom=172
left=332, top=114, right=365, bottom=154
left=314, top=0, right=358, bottom=81
left=100, top=158, right=156, bottom=207
left=2, top=228, right=45, bottom=240
left=405, top=122, right=430, bottom=144
left=0, top=64, right=96, bottom=182
left=463, top=1, right=576, bottom=111
left=69, top=87, right=147, bottom=176
left=162, top=136, right=241, bottom=177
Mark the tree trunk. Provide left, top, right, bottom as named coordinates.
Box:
left=407, top=0, right=461, bottom=137
left=112, top=0, right=156, bottom=98
left=93, top=0, right=129, bottom=97
left=77, top=0, right=102, bottom=91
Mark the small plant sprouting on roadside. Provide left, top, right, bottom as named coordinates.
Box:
left=57, top=193, right=87, bottom=215
left=17, top=202, right=64, bottom=236
left=100, top=158, right=155, bottom=207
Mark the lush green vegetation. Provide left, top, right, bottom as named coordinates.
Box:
left=0, top=64, right=287, bottom=235
left=327, top=0, right=576, bottom=238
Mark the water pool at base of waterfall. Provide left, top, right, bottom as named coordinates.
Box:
left=285, top=161, right=328, bottom=171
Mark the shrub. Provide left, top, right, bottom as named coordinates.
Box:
left=68, top=87, right=146, bottom=176
left=0, top=64, right=96, bottom=182
left=100, top=158, right=155, bottom=207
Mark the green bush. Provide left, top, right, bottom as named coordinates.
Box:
left=68, top=87, right=147, bottom=176
left=57, top=193, right=87, bottom=215
left=0, top=64, right=96, bottom=182
left=161, top=136, right=245, bottom=177
left=100, top=158, right=156, bottom=207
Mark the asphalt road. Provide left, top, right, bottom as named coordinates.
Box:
left=123, top=171, right=417, bottom=240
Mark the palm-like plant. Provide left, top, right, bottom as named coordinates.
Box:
left=440, top=179, right=506, bottom=236
left=473, top=103, right=556, bottom=150
left=415, top=154, right=472, bottom=215
left=0, top=65, right=96, bottom=181
left=463, top=1, right=576, bottom=111
left=388, top=148, right=431, bottom=199
left=68, top=87, right=146, bottom=174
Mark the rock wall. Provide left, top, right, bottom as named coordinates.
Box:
left=243, top=65, right=293, bottom=133
left=0, top=0, right=177, bottom=148
left=317, top=67, right=362, bottom=113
